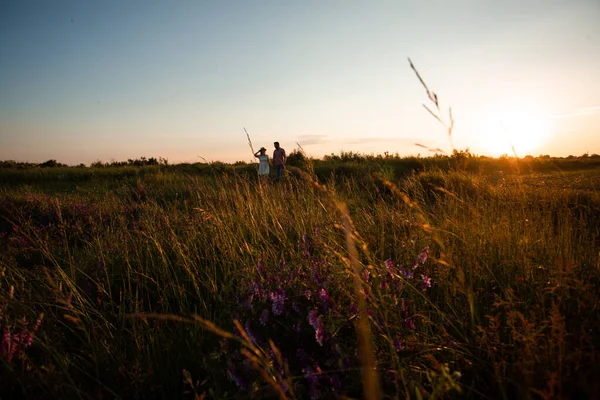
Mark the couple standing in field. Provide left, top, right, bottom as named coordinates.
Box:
left=254, top=142, right=286, bottom=182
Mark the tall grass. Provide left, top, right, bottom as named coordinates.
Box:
left=1, top=163, right=599, bottom=398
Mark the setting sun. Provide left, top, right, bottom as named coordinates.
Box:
left=477, top=106, right=551, bottom=156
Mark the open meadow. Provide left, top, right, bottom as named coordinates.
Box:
left=1, top=154, right=600, bottom=399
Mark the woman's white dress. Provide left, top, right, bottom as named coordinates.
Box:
left=258, top=155, right=269, bottom=176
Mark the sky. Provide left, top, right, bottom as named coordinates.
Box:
left=1, top=0, right=599, bottom=165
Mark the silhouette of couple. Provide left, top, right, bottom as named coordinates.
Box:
left=254, top=142, right=286, bottom=181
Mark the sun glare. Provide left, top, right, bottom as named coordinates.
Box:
left=477, top=106, right=550, bottom=156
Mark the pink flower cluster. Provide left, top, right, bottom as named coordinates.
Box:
left=1, top=313, right=44, bottom=362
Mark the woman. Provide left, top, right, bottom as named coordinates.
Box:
left=254, top=147, right=270, bottom=181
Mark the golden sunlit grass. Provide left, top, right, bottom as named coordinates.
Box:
left=1, top=161, right=599, bottom=399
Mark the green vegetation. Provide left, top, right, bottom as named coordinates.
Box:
left=1, top=154, right=599, bottom=399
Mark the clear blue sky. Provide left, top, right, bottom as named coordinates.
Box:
left=1, top=0, right=599, bottom=164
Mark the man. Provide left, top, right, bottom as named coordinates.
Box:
left=272, top=141, right=286, bottom=181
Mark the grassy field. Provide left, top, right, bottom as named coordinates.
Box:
left=1, top=155, right=599, bottom=399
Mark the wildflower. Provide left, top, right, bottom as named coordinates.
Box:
left=384, top=259, right=396, bottom=274
left=19, top=317, right=28, bottom=344
left=399, top=267, right=413, bottom=280
left=1, top=327, right=10, bottom=358
left=308, top=310, right=319, bottom=328
left=270, top=289, right=286, bottom=316
left=315, top=328, right=325, bottom=346
left=421, top=274, right=432, bottom=290
left=363, top=268, right=370, bottom=282
left=318, top=288, right=329, bottom=307
left=311, top=264, right=323, bottom=285
left=403, top=317, right=416, bottom=330
left=308, top=310, right=325, bottom=346
left=278, top=258, right=286, bottom=268
left=302, top=366, right=320, bottom=400
left=413, top=246, right=430, bottom=269
left=349, top=303, right=358, bottom=315
left=304, top=288, right=312, bottom=300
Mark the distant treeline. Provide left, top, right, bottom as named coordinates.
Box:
left=0, top=156, right=168, bottom=169
left=2, top=150, right=600, bottom=172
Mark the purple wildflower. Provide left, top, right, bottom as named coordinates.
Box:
left=308, top=310, right=319, bottom=328
left=349, top=303, right=358, bottom=315
left=19, top=317, right=28, bottom=344
left=308, top=311, right=326, bottom=346
left=315, top=328, right=325, bottom=346
left=304, top=288, right=312, bottom=300
left=303, top=366, right=320, bottom=400
left=270, top=289, right=286, bottom=316
left=421, top=274, right=432, bottom=291
left=384, top=259, right=396, bottom=274
left=1, top=327, right=10, bottom=358
left=318, top=288, right=329, bottom=305
left=311, top=265, right=323, bottom=285
left=279, top=258, right=286, bottom=268
left=413, top=246, right=430, bottom=269
left=399, top=267, right=413, bottom=280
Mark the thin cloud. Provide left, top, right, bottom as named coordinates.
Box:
left=295, top=134, right=331, bottom=145
left=345, top=137, right=415, bottom=145
left=576, top=106, right=600, bottom=116
left=296, top=135, right=417, bottom=146
left=551, top=105, right=600, bottom=119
